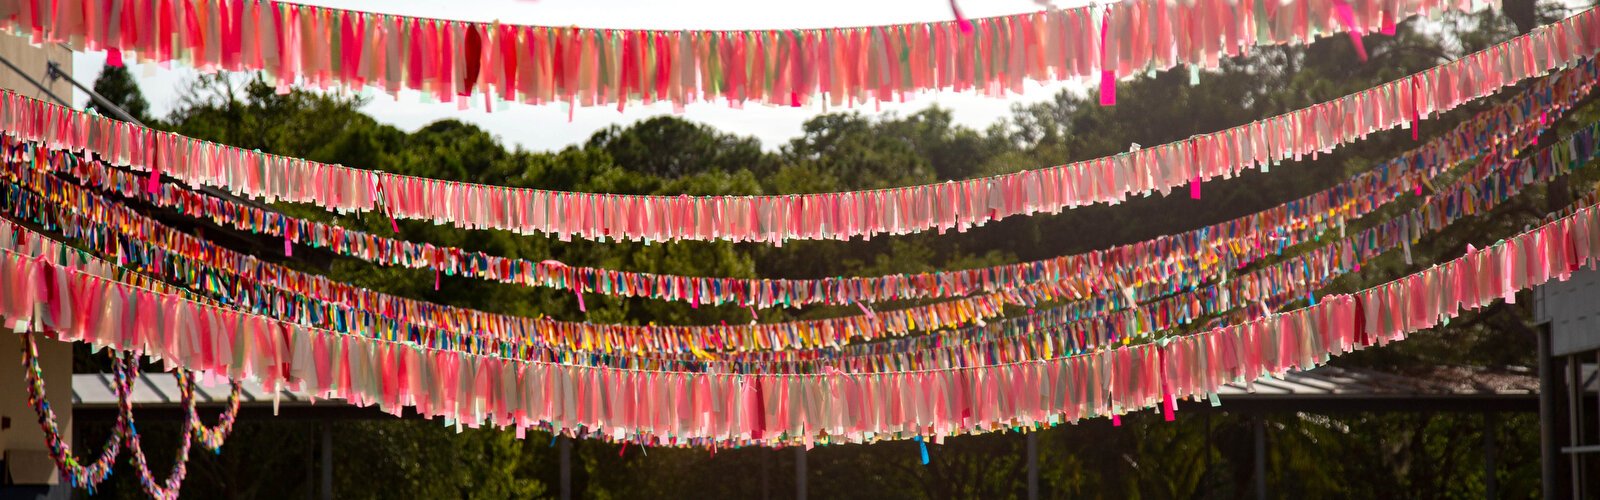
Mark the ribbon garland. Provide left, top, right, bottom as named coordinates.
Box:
left=5, top=111, right=1594, bottom=376
left=2, top=194, right=1598, bottom=447
left=16, top=59, right=1587, bottom=312
left=115, top=352, right=194, bottom=500
left=0, top=0, right=1468, bottom=111
left=23, top=325, right=238, bottom=499
left=176, top=368, right=242, bottom=451
left=0, top=111, right=1551, bottom=365
left=18, top=328, right=129, bottom=491
left=0, top=8, right=1591, bottom=245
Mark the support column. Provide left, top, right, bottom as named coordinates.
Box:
left=321, top=421, right=333, bottom=500
left=761, top=448, right=770, bottom=500
left=1254, top=417, right=1267, bottom=500
left=559, top=436, right=572, bottom=500
left=795, top=446, right=807, bottom=500
left=1027, top=432, right=1039, bottom=500
left=1538, top=325, right=1561, bottom=500
left=1569, top=354, right=1585, bottom=497
left=1484, top=412, right=1498, bottom=500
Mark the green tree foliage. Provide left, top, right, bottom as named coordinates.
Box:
left=66, top=10, right=1576, bottom=498
left=87, top=63, right=152, bottom=124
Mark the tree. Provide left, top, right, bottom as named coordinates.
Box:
left=87, top=63, right=152, bottom=123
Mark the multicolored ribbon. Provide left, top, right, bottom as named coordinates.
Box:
left=22, top=58, right=1588, bottom=311
left=6, top=110, right=1592, bottom=374
left=2, top=197, right=1597, bottom=448
left=114, top=353, right=193, bottom=500
left=18, top=328, right=130, bottom=491
left=0, top=8, right=1592, bottom=244
left=0, top=0, right=1470, bottom=111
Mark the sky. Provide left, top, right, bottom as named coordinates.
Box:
left=67, top=0, right=1094, bottom=152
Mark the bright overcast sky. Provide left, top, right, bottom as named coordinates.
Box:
left=68, top=0, right=1094, bottom=152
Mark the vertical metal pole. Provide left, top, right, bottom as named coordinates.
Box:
left=307, top=424, right=315, bottom=500
left=1204, top=411, right=1213, bottom=497
left=321, top=421, right=333, bottom=500
left=795, top=446, right=807, bottom=500
left=1254, top=417, right=1267, bottom=500
left=1539, top=325, right=1560, bottom=500
left=1569, top=354, right=1584, bottom=498
left=1027, top=432, right=1039, bottom=500
left=559, top=436, right=572, bottom=500
left=1485, top=412, right=1498, bottom=500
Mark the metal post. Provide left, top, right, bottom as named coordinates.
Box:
left=559, top=436, right=572, bottom=500
left=1204, top=411, right=1213, bottom=497
left=1027, top=432, right=1039, bottom=500
left=761, top=448, right=771, bottom=500
left=320, top=421, right=333, bottom=500
left=1254, top=417, right=1267, bottom=500
left=0, top=54, right=68, bottom=105
left=795, top=446, right=807, bottom=500
left=1569, top=354, right=1584, bottom=498
left=306, top=423, right=315, bottom=500
left=1539, top=325, right=1560, bottom=500
left=1484, top=412, right=1499, bottom=500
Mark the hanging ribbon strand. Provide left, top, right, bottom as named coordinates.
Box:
left=176, top=369, right=242, bottom=451
left=0, top=8, right=1591, bottom=245
left=2, top=194, right=1599, bottom=447
left=8, top=106, right=1597, bottom=375
left=0, top=0, right=1471, bottom=111
left=15, top=58, right=1584, bottom=312
left=0, top=99, right=1588, bottom=376
left=115, top=354, right=195, bottom=500
left=18, top=329, right=131, bottom=491
left=0, top=88, right=1585, bottom=365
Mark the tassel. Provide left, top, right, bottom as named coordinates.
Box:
left=284, top=236, right=293, bottom=257
left=949, top=0, right=973, bottom=35
left=145, top=167, right=161, bottom=194
left=1098, top=12, right=1115, bottom=106
left=1332, top=1, right=1368, bottom=62
left=1100, top=71, right=1116, bottom=106
left=1189, top=177, right=1201, bottom=199
left=856, top=301, right=877, bottom=321
left=1162, top=391, right=1175, bottom=421
left=914, top=435, right=930, bottom=464
left=434, top=269, right=441, bottom=290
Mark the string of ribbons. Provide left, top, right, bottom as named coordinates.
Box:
left=0, top=8, right=1590, bottom=245
left=0, top=0, right=1469, bottom=111
left=2, top=195, right=1597, bottom=447
left=7, top=112, right=1595, bottom=374
left=18, top=59, right=1586, bottom=312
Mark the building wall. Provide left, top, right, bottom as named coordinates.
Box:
left=0, top=32, right=72, bottom=487
left=1535, top=268, right=1600, bottom=356
left=0, top=32, right=71, bottom=103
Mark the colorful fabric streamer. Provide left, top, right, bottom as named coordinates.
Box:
left=4, top=110, right=1592, bottom=375
left=0, top=8, right=1591, bottom=245
left=0, top=0, right=1470, bottom=111
left=18, top=329, right=129, bottom=491
left=20, top=58, right=1585, bottom=311
left=2, top=197, right=1597, bottom=447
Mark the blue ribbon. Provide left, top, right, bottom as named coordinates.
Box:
left=914, top=436, right=929, bottom=465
